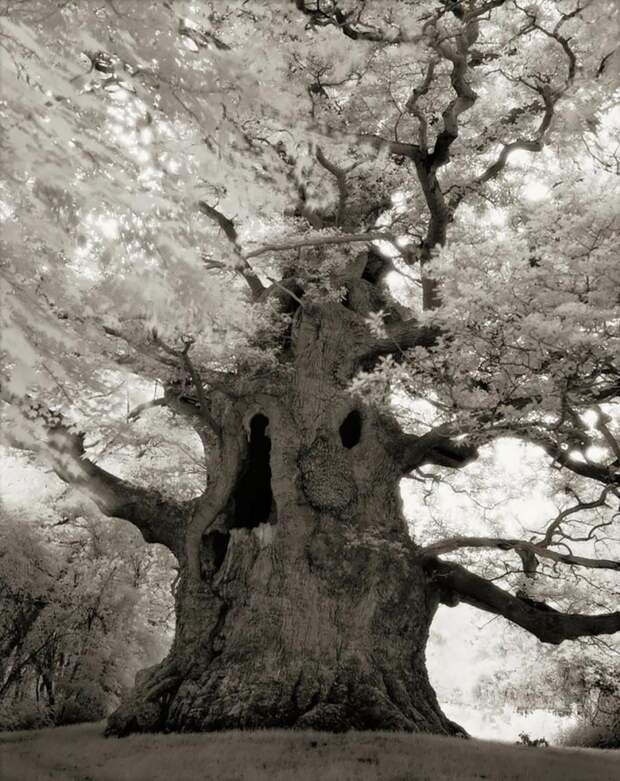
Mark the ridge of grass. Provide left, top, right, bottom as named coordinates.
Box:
left=1, top=722, right=618, bottom=780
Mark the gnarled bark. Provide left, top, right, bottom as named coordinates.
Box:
left=106, top=302, right=464, bottom=736
left=100, top=300, right=619, bottom=735
left=10, top=301, right=614, bottom=737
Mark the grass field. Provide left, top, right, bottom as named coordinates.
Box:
left=0, top=722, right=617, bottom=780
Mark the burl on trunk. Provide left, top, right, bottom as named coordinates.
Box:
left=106, top=299, right=461, bottom=736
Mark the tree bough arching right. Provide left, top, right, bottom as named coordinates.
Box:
left=1, top=0, right=619, bottom=737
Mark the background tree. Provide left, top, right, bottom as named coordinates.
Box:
left=1, top=0, right=618, bottom=736
left=0, top=490, right=174, bottom=730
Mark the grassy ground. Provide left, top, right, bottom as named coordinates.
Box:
left=0, top=722, right=618, bottom=781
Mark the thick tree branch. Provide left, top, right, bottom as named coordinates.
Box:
left=357, top=133, right=421, bottom=160
left=450, top=84, right=555, bottom=208
left=396, top=424, right=479, bottom=472
left=449, top=5, right=582, bottom=209
left=408, top=10, right=482, bottom=310
left=403, top=2, right=579, bottom=311
left=424, top=557, right=620, bottom=644
left=315, top=146, right=358, bottom=226
left=294, top=0, right=507, bottom=44
left=427, top=16, right=479, bottom=170
left=243, top=230, right=398, bottom=260
left=411, top=157, right=450, bottom=310
left=529, top=434, right=620, bottom=487
left=58, top=447, right=186, bottom=554
left=404, top=59, right=438, bottom=152
left=1, top=394, right=187, bottom=554
left=360, top=318, right=441, bottom=364
left=198, top=201, right=265, bottom=298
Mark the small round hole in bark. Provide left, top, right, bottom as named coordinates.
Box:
left=231, top=414, right=274, bottom=528
left=339, top=410, right=362, bottom=449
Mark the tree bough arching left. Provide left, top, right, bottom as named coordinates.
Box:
left=1, top=0, right=619, bottom=737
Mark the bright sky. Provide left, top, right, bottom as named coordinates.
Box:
left=429, top=605, right=578, bottom=742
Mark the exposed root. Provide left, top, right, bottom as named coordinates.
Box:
left=105, top=659, right=181, bottom=737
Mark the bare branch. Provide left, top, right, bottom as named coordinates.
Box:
left=541, top=485, right=616, bottom=546
left=150, top=333, right=222, bottom=435
left=102, top=324, right=179, bottom=372
left=242, top=230, right=399, bottom=261
left=419, top=536, right=620, bottom=572
left=315, top=146, right=358, bottom=226
left=179, top=342, right=220, bottom=435
left=198, top=201, right=265, bottom=298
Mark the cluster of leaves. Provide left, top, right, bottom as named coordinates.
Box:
left=351, top=173, right=619, bottom=455
left=475, top=631, right=619, bottom=745
left=1, top=1, right=288, bottom=403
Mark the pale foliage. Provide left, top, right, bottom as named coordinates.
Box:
left=0, top=489, right=174, bottom=729
left=0, top=0, right=619, bottom=729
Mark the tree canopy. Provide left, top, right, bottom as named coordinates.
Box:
left=1, top=0, right=619, bottom=735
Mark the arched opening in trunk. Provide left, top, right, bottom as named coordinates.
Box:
left=201, top=414, right=275, bottom=578
left=339, top=410, right=362, bottom=449
left=231, top=413, right=274, bottom=528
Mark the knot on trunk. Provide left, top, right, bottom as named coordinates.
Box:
left=299, top=436, right=356, bottom=511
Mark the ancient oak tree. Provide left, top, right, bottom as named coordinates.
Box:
left=1, top=0, right=618, bottom=735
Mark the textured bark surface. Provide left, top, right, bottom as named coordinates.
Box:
left=106, top=302, right=462, bottom=737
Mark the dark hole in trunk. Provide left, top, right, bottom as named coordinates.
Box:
left=231, top=413, right=274, bottom=528
left=212, top=531, right=229, bottom=570
left=361, top=248, right=389, bottom=284
left=339, top=410, right=362, bottom=449
left=202, top=530, right=230, bottom=575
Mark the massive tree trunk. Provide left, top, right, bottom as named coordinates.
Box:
left=105, top=298, right=463, bottom=736
left=14, top=283, right=615, bottom=738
